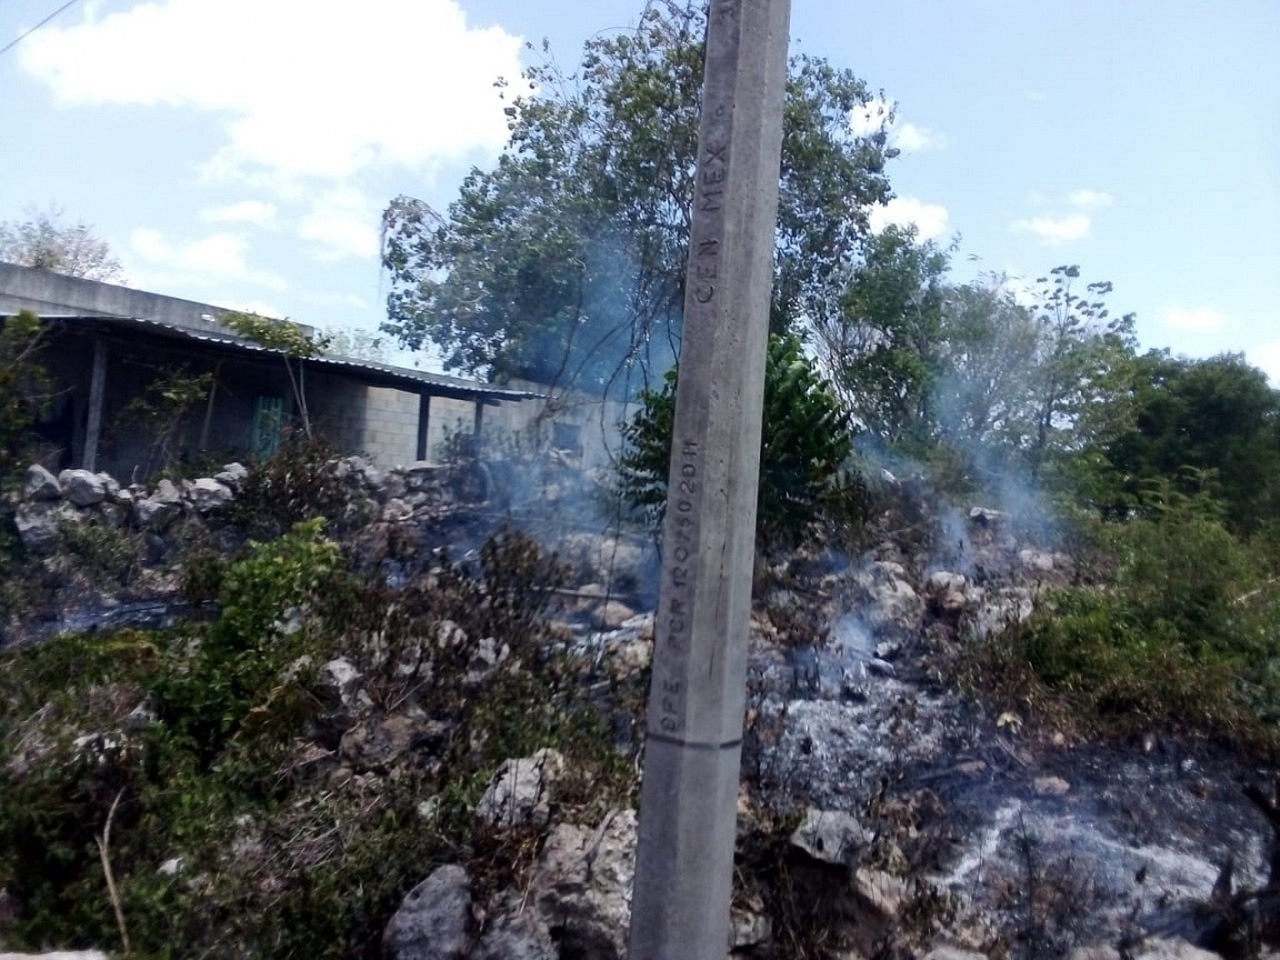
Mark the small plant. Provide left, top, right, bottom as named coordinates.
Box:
left=967, top=502, right=1280, bottom=755
left=221, top=311, right=330, bottom=439
left=231, top=433, right=354, bottom=538
left=58, top=517, right=146, bottom=590
left=115, top=364, right=214, bottom=478
left=0, top=518, right=638, bottom=959
left=0, top=309, right=52, bottom=486
left=618, top=332, right=862, bottom=548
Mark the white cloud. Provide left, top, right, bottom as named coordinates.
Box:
left=1068, top=189, right=1113, bottom=210
left=1011, top=213, right=1092, bottom=245
left=19, top=0, right=523, bottom=185
left=892, top=122, right=947, bottom=153
left=1025, top=90, right=1048, bottom=103
left=1252, top=340, right=1280, bottom=385
left=301, top=290, right=371, bottom=310
left=200, top=200, right=279, bottom=228
left=297, top=186, right=381, bottom=262
left=849, top=97, right=946, bottom=153
left=128, top=227, right=287, bottom=291
left=868, top=196, right=950, bottom=241
left=1162, top=306, right=1228, bottom=334
left=229, top=299, right=287, bottom=319
left=996, top=271, right=1038, bottom=307
left=849, top=96, right=895, bottom=138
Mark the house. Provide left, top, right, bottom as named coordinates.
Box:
left=0, top=262, right=544, bottom=480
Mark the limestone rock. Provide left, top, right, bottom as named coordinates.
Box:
left=925, top=948, right=990, bottom=960
left=133, top=495, right=179, bottom=530
left=605, top=628, right=653, bottom=681
left=472, top=893, right=557, bottom=960
left=1033, top=775, right=1070, bottom=797
left=1069, top=941, right=1221, bottom=960
left=971, top=587, right=1036, bottom=639
left=790, top=808, right=870, bottom=868
left=382, top=497, right=413, bottom=522
left=968, top=506, right=1005, bottom=526
left=152, top=478, right=182, bottom=504
left=926, top=571, right=969, bottom=614
left=214, top=462, right=248, bottom=490
left=476, top=749, right=566, bottom=828
left=21, top=463, right=61, bottom=500
left=853, top=867, right=909, bottom=919
left=596, top=599, right=637, bottom=630
left=531, top=809, right=637, bottom=960
left=729, top=907, right=772, bottom=950
left=13, top=501, right=61, bottom=553
left=339, top=715, right=421, bottom=771
left=188, top=477, right=233, bottom=512
left=316, top=657, right=364, bottom=712
left=562, top=532, right=650, bottom=590
left=383, top=864, right=471, bottom=960
left=1134, top=940, right=1223, bottom=960
left=854, top=561, right=924, bottom=637
left=58, top=469, right=106, bottom=506
left=1019, top=548, right=1055, bottom=573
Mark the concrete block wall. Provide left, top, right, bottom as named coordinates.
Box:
left=311, top=379, right=476, bottom=468
left=494, top=382, right=637, bottom=471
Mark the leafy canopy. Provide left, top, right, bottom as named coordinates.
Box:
left=618, top=332, right=857, bottom=546
left=0, top=207, right=124, bottom=283
left=382, top=1, right=895, bottom=394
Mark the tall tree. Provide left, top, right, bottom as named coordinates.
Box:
left=1101, top=351, right=1280, bottom=533
left=1023, top=265, right=1137, bottom=478
left=933, top=277, right=1040, bottom=453
left=815, top=224, right=950, bottom=447
left=0, top=207, right=125, bottom=283
left=381, top=1, right=895, bottom=395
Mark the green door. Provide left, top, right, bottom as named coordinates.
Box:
left=251, top=395, right=284, bottom=458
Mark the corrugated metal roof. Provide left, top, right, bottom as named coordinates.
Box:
left=10, top=310, right=544, bottom=403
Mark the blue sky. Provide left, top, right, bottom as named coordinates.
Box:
left=2, top=0, right=1277, bottom=378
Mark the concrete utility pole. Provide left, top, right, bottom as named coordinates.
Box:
left=627, top=1, right=790, bottom=957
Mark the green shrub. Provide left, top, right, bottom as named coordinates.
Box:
left=59, top=517, right=147, bottom=589
left=618, top=332, right=862, bottom=546
left=0, top=310, right=51, bottom=486
left=230, top=433, right=355, bottom=538
left=153, top=518, right=341, bottom=760
left=974, top=506, right=1280, bottom=752
left=0, top=523, right=636, bottom=958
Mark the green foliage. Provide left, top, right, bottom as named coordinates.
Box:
left=976, top=505, right=1280, bottom=750
left=819, top=254, right=1139, bottom=504
left=1097, top=351, right=1280, bottom=535
left=153, top=519, right=340, bottom=759
left=932, top=279, right=1041, bottom=456
left=58, top=517, right=147, bottom=589
left=1011, top=267, right=1136, bottom=482
left=0, top=526, right=635, bottom=958
left=220, top=310, right=328, bottom=359
left=319, top=325, right=390, bottom=362
left=382, top=1, right=894, bottom=393
left=221, top=310, right=329, bottom=437
left=817, top=225, right=951, bottom=447
left=618, top=333, right=859, bottom=546
left=230, top=433, right=359, bottom=538
left=117, top=365, right=214, bottom=478
left=0, top=310, right=52, bottom=486
left=0, top=311, right=54, bottom=622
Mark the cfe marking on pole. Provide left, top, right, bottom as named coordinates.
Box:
left=627, top=0, right=791, bottom=958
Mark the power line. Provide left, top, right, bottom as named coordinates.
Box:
left=0, top=0, right=84, bottom=59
